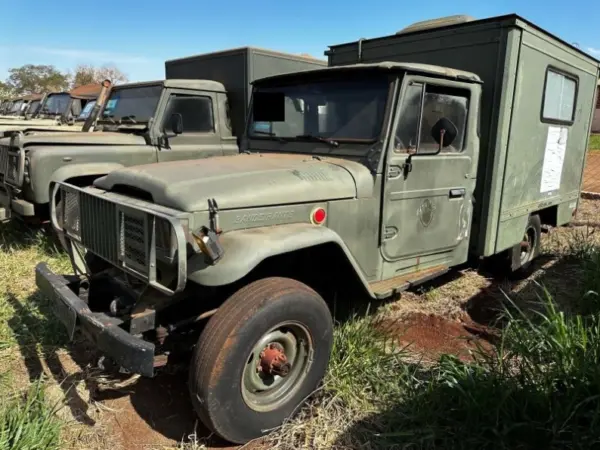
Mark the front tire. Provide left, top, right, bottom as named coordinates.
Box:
left=188, top=277, right=333, bottom=444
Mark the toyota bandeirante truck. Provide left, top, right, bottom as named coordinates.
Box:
left=0, top=93, right=43, bottom=119
left=0, top=82, right=111, bottom=137
left=36, top=14, right=600, bottom=444
left=0, top=48, right=325, bottom=223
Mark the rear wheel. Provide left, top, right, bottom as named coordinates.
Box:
left=506, top=214, right=541, bottom=278
left=188, top=277, right=333, bottom=444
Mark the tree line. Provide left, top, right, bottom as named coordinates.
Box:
left=0, top=64, right=129, bottom=99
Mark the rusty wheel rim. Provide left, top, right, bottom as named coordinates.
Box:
left=241, top=322, right=312, bottom=412
left=520, top=226, right=536, bottom=265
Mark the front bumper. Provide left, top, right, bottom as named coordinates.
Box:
left=0, top=187, right=35, bottom=220
left=35, top=262, right=156, bottom=377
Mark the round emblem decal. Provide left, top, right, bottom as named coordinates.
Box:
left=418, top=199, right=435, bottom=228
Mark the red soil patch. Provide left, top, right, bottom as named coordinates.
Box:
left=379, top=313, right=498, bottom=361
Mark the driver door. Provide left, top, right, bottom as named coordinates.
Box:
left=381, top=76, right=478, bottom=273
left=158, top=89, right=225, bottom=162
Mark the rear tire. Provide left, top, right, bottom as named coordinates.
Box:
left=506, top=214, right=541, bottom=279
left=188, top=277, right=333, bottom=444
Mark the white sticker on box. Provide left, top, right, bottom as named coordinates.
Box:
left=540, top=126, right=568, bottom=194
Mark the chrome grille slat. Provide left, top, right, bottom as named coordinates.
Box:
left=55, top=182, right=188, bottom=296
left=80, top=193, right=119, bottom=264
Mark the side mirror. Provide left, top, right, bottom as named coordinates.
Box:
left=431, top=117, right=458, bottom=151
left=170, top=113, right=183, bottom=135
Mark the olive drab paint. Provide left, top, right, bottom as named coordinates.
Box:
left=326, top=14, right=600, bottom=259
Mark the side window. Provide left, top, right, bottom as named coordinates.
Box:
left=70, top=99, right=82, bottom=117
left=394, top=82, right=469, bottom=154
left=542, top=68, right=577, bottom=124
left=164, top=94, right=214, bottom=133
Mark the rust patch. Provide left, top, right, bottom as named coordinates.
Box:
left=258, top=342, right=291, bottom=377
left=209, top=334, right=238, bottom=387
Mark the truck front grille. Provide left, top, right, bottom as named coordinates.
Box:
left=0, top=146, right=21, bottom=186
left=58, top=183, right=177, bottom=280
left=0, top=146, right=9, bottom=183
left=7, top=154, right=18, bottom=183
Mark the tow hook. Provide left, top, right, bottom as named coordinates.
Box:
left=258, top=342, right=291, bottom=377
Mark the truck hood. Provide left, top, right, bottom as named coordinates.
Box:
left=0, top=118, right=58, bottom=127
left=0, top=131, right=146, bottom=147
left=94, top=153, right=374, bottom=212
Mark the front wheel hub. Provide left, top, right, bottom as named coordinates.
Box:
left=258, top=342, right=291, bottom=377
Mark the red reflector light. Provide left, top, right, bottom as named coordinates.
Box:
left=311, top=207, right=326, bottom=225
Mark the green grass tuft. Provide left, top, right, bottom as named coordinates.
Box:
left=590, top=134, right=600, bottom=151
left=0, top=379, right=62, bottom=450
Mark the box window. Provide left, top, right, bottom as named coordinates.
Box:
left=542, top=68, right=577, bottom=124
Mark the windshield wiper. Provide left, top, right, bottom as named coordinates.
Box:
left=252, top=130, right=277, bottom=136
left=120, top=115, right=137, bottom=124
left=294, top=134, right=339, bottom=148
left=100, top=114, right=117, bottom=124
left=252, top=130, right=287, bottom=143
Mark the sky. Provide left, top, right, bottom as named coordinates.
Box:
left=0, top=0, right=598, bottom=84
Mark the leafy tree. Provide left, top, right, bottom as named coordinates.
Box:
left=0, top=81, right=14, bottom=99
left=5, top=64, right=69, bottom=95
left=71, top=64, right=128, bottom=88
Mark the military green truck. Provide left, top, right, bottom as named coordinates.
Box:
left=36, top=14, right=599, bottom=444
left=0, top=48, right=325, bottom=223
left=0, top=94, right=43, bottom=119
left=0, top=82, right=110, bottom=138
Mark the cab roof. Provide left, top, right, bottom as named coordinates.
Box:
left=111, top=79, right=227, bottom=93
left=252, top=61, right=482, bottom=85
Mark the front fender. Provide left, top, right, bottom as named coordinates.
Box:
left=186, top=223, right=375, bottom=297
left=37, top=163, right=125, bottom=204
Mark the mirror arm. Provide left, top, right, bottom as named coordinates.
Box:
left=438, top=128, right=446, bottom=153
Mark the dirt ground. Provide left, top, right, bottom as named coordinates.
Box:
left=6, top=197, right=600, bottom=449
left=583, top=151, right=600, bottom=193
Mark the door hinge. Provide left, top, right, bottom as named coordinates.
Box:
left=387, top=166, right=401, bottom=179
left=384, top=226, right=398, bottom=240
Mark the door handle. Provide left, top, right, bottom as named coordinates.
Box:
left=449, top=188, right=466, bottom=199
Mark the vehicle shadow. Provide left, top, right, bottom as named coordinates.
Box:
left=464, top=254, right=586, bottom=326
left=329, top=371, right=555, bottom=450
left=6, top=292, right=96, bottom=426
left=330, top=253, right=592, bottom=449
left=0, top=220, right=62, bottom=254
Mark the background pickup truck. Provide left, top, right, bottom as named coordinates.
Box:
left=0, top=47, right=326, bottom=223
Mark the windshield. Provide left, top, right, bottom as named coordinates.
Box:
left=40, top=94, right=71, bottom=115
left=249, top=75, right=389, bottom=143
left=100, top=85, right=162, bottom=123
left=9, top=100, right=23, bottom=114
left=27, top=100, right=40, bottom=115
left=77, top=100, right=96, bottom=121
